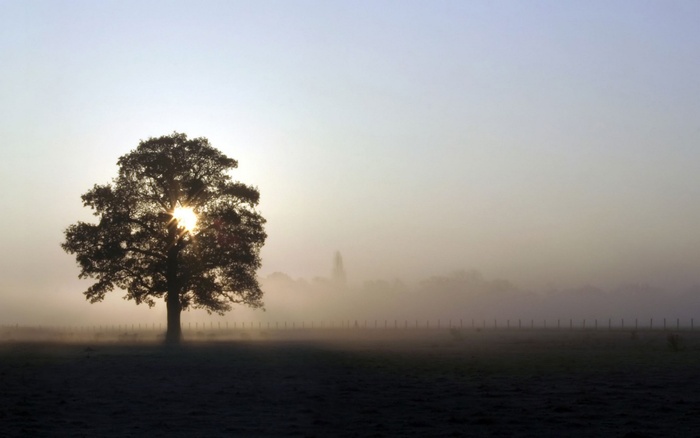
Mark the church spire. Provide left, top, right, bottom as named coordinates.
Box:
left=332, top=251, right=346, bottom=285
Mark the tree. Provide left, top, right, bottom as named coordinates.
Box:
left=62, top=132, right=267, bottom=343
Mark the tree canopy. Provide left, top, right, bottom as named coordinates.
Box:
left=62, top=132, right=266, bottom=342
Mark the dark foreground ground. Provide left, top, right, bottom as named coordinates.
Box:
left=1, top=329, right=700, bottom=437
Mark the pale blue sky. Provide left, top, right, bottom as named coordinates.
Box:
left=2, top=1, right=700, bottom=323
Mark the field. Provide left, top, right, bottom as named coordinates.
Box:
left=1, top=327, right=699, bottom=437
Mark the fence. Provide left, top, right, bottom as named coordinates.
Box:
left=3, top=317, right=696, bottom=334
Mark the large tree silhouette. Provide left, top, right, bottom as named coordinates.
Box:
left=62, top=132, right=266, bottom=343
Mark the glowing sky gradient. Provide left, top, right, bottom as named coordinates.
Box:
left=2, top=1, right=700, bottom=324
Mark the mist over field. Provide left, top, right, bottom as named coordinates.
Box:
left=4, top=257, right=699, bottom=328
left=259, top=269, right=700, bottom=326
left=252, top=251, right=700, bottom=327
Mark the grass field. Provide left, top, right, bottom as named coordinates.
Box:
left=1, top=328, right=699, bottom=437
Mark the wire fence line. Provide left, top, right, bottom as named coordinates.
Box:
left=2, top=317, right=697, bottom=333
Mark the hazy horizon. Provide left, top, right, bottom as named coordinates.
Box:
left=2, top=1, right=700, bottom=325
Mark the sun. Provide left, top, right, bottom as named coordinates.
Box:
left=172, top=206, right=198, bottom=232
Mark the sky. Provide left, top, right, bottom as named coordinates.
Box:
left=2, top=0, right=700, bottom=325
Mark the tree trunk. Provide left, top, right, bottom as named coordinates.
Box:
left=165, top=227, right=182, bottom=344
left=165, top=289, right=182, bottom=344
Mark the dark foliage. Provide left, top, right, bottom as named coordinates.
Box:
left=62, top=132, right=266, bottom=341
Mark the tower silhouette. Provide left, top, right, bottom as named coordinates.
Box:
left=332, top=251, right=346, bottom=285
